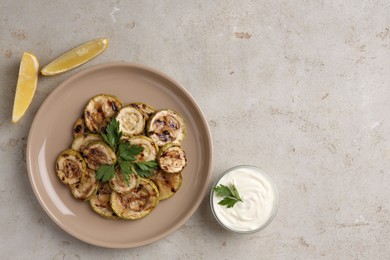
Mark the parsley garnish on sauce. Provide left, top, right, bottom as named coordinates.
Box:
left=213, top=183, right=243, bottom=208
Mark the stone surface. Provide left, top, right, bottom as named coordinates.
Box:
left=1, top=1, right=390, bottom=259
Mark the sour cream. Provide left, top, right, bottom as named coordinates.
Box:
left=211, top=165, right=279, bottom=233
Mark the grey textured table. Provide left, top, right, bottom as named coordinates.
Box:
left=1, top=1, right=390, bottom=259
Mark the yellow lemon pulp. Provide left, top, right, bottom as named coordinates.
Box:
left=12, top=52, right=39, bottom=123
left=41, top=38, right=108, bottom=76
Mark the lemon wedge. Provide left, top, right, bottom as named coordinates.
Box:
left=12, top=52, right=39, bottom=123
left=41, top=38, right=108, bottom=76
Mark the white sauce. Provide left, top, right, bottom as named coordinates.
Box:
left=212, top=166, right=278, bottom=232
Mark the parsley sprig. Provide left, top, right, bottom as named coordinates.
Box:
left=96, top=165, right=115, bottom=182
left=101, top=118, right=122, bottom=150
left=96, top=118, right=158, bottom=185
left=213, top=182, right=243, bottom=208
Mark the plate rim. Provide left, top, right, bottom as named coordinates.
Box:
left=26, top=62, right=213, bottom=248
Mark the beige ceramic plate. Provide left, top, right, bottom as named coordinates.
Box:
left=27, top=63, right=212, bottom=248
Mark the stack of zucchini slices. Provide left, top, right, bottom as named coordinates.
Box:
left=55, top=94, right=187, bottom=220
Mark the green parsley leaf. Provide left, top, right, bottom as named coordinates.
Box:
left=118, top=160, right=131, bottom=174
left=101, top=118, right=122, bottom=151
left=213, top=183, right=243, bottom=208
left=96, top=164, right=116, bottom=182
left=118, top=143, right=143, bottom=161
left=230, top=184, right=241, bottom=200
left=213, top=184, right=232, bottom=197
left=136, top=160, right=158, bottom=170
left=134, top=161, right=158, bottom=178
left=217, top=196, right=240, bottom=208
left=118, top=160, right=132, bottom=186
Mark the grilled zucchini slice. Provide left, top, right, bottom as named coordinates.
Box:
left=84, top=94, right=122, bottom=133
left=73, top=117, right=89, bottom=138
left=109, top=167, right=139, bottom=194
left=130, top=102, right=156, bottom=122
left=70, top=168, right=98, bottom=201
left=82, top=141, right=117, bottom=170
left=121, top=135, right=158, bottom=162
left=98, top=116, right=114, bottom=134
left=110, top=178, right=159, bottom=220
left=71, top=134, right=103, bottom=152
left=90, top=182, right=119, bottom=219
left=147, top=109, right=186, bottom=147
left=150, top=169, right=182, bottom=200
left=157, top=143, right=187, bottom=173
left=116, top=106, right=145, bottom=136
left=56, top=149, right=86, bottom=185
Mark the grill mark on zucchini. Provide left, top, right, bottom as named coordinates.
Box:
left=109, top=167, right=138, bottom=194
left=70, top=168, right=97, bottom=201
left=130, top=102, right=156, bottom=122
left=90, top=182, right=119, bottom=219
left=109, top=101, right=119, bottom=112
left=157, top=144, right=187, bottom=173
left=82, top=141, right=117, bottom=170
left=110, top=179, right=159, bottom=220
left=71, top=134, right=103, bottom=152
left=84, top=94, right=122, bottom=133
left=56, top=149, right=86, bottom=185
left=147, top=110, right=186, bottom=147
left=150, top=169, right=183, bottom=200
left=63, top=159, right=82, bottom=179
left=74, top=125, right=82, bottom=134
left=73, top=117, right=89, bottom=138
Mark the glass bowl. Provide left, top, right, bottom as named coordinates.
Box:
left=210, top=165, right=279, bottom=234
